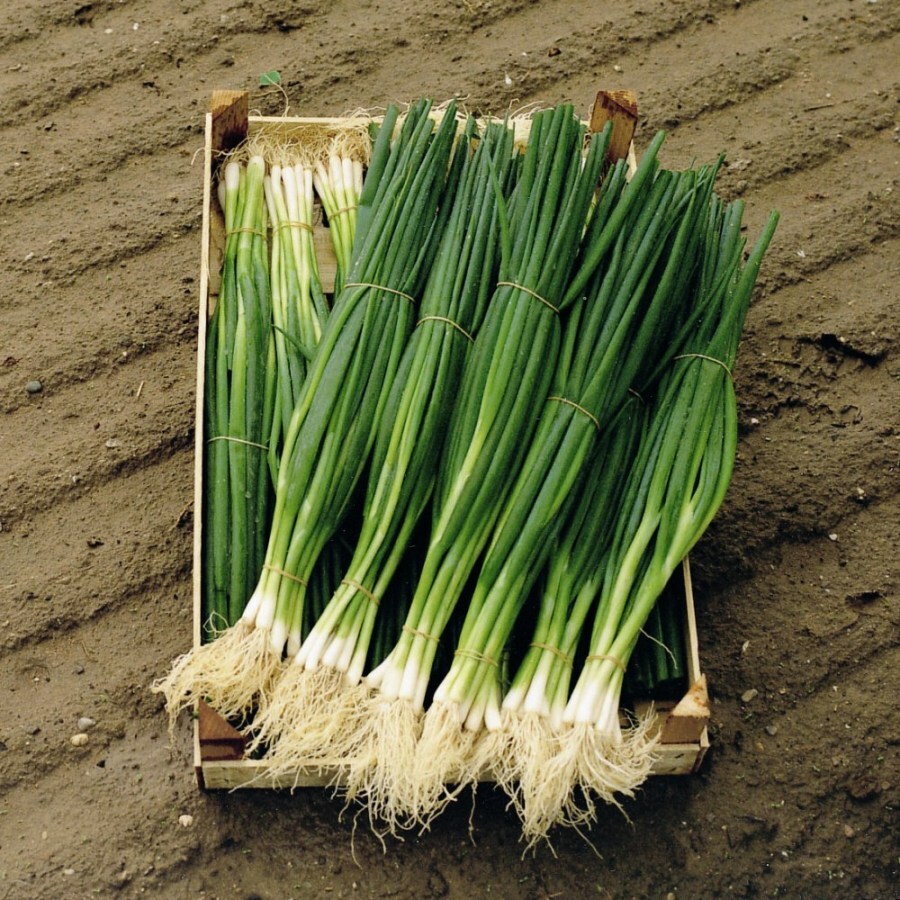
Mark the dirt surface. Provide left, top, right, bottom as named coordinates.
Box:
left=1, top=0, right=897, bottom=897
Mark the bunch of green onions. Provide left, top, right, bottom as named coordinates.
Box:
left=338, top=107, right=621, bottom=821
left=202, top=157, right=272, bottom=633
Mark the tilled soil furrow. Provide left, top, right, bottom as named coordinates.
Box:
left=1, top=0, right=891, bottom=228
left=0, top=148, right=201, bottom=295
left=0, top=707, right=198, bottom=899
left=0, top=0, right=123, bottom=53
left=698, top=639, right=898, bottom=894
left=0, top=235, right=198, bottom=412
left=0, top=569, right=190, bottom=793
left=0, top=343, right=195, bottom=529
left=732, top=131, right=898, bottom=295
left=0, top=0, right=320, bottom=117
left=2, top=451, right=193, bottom=653
left=0, top=0, right=763, bottom=212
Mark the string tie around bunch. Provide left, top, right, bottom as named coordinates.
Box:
left=207, top=435, right=269, bottom=451
left=343, top=282, right=416, bottom=303
left=263, top=564, right=307, bottom=587
left=416, top=315, right=474, bottom=342
left=546, top=395, right=601, bottom=432
left=673, top=353, right=732, bottom=378
left=340, top=578, right=380, bottom=608
left=496, top=281, right=559, bottom=314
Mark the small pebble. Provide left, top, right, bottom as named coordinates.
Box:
left=178, top=814, right=194, bottom=828
left=741, top=688, right=758, bottom=703
left=105, top=438, right=122, bottom=449
left=828, top=533, right=838, bottom=541
left=70, top=733, right=89, bottom=747
left=63, top=868, right=75, bottom=876
left=765, top=724, right=779, bottom=736
left=843, top=824, right=855, bottom=838
left=26, top=380, right=43, bottom=394
left=74, top=664, right=85, bottom=675
left=77, top=716, right=96, bottom=731
left=26, top=725, right=41, bottom=736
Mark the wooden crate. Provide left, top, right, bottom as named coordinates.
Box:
left=192, top=90, right=710, bottom=790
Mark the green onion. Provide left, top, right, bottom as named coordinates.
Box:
left=533, top=204, right=780, bottom=838
left=202, top=157, right=273, bottom=632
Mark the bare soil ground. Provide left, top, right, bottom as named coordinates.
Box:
left=1, top=1, right=897, bottom=898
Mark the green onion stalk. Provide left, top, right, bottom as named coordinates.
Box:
left=262, top=158, right=329, bottom=478
left=199, top=156, right=273, bottom=636
left=412, top=156, right=719, bottom=819
left=340, top=107, right=624, bottom=827
left=251, top=118, right=519, bottom=773
left=489, top=397, right=647, bottom=842
left=313, top=136, right=366, bottom=296
left=537, top=202, right=779, bottom=835
left=156, top=101, right=461, bottom=727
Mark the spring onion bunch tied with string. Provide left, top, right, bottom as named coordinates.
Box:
left=262, top=156, right=329, bottom=476
left=501, top=202, right=779, bottom=842
left=201, top=156, right=273, bottom=635
left=564, top=204, right=779, bottom=730
left=489, top=396, right=647, bottom=841
left=155, top=100, right=460, bottom=727
left=313, top=136, right=366, bottom=295
left=250, top=117, right=520, bottom=771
